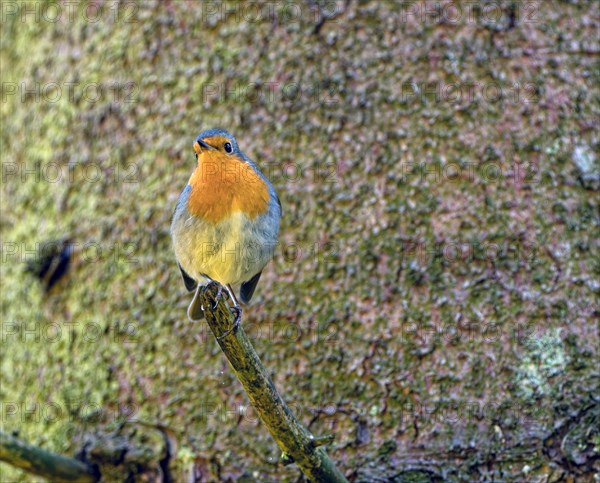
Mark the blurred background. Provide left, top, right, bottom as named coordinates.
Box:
left=1, top=0, right=598, bottom=481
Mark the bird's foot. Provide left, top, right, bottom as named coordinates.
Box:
left=199, top=280, right=222, bottom=310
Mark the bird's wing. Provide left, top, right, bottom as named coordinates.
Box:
left=240, top=271, right=262, bottom=303
left=178, top=263, right=197, bottom=292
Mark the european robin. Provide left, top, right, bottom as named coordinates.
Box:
left=171, top=128, right=281, bottom=336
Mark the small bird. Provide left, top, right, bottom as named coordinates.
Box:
left=171, top=128, right=281, bottom=336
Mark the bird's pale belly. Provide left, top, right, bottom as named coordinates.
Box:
left=172, top=209, right=277, bottom=286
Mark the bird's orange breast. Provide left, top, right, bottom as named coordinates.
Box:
left=187, top=151, right=270, bottom=223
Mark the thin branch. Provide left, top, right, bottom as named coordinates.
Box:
left=199, top=284, right=348, bottom=482
left=0, top=431, right=99, bottom=483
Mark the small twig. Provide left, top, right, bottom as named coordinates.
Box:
left=0, top=431, right=99, bottom=483
left=199, top=284, right=348, bottom=482
left=311, top=434, right=336, bottom=448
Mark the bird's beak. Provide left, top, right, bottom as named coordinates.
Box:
left=193, top=139, right=213, bottom=155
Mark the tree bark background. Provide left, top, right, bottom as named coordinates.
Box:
left=1, top=1, right=598, bottom=480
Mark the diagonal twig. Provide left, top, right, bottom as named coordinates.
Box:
left=199, top=284, right=348, bottom=482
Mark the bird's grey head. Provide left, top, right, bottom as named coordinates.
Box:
left=193, top=128, right=241, bottom=158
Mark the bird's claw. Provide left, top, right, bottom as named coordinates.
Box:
left=187, top=281, right=225, bottom=322
left=197, top=281, right=223, bottom=310
left=216, top=306, right=242, bottom=340
left=231, top=306, right=242, bottom=325
left=212, top=284, right=223, bottom=309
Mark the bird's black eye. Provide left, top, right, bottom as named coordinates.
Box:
left=224, top=142, right=233, bottom=153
